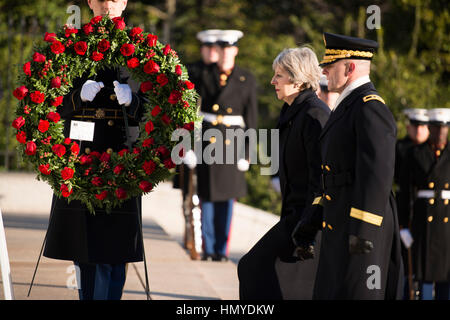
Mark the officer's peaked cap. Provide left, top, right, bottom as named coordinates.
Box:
left=216, top=30, right=244, bottom=47
left=428, top=108, right=450, bottom=126
left=403, top=108, right=429, bottom=125
left=196, top=29, right=222, bottom=45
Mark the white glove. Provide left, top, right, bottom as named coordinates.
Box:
left=80, top=80, right=104, bottom=102
left=271, top=177, right=281, bottom=193
left=237, top=158, right=250, bottom=172
left=113, top=81, right=132, bottom=106
left=182, top=150, right=197, bottom=170
left=400, top=228, right=414, bottom=249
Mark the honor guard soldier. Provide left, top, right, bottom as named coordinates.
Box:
left=43, top=0, right=144, bottom=300
left=398, top=108, right=450, bottom=300
left=394, top=108, right=429, bottom=299
left=294, top=32, right=403, bottom=299
left=196, top=30, right=258, bottom=261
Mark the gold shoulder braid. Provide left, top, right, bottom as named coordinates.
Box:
left=362, top=94, right=385, bottom=104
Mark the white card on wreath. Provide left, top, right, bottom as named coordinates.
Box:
left=70, top=120, right=95, bottom=142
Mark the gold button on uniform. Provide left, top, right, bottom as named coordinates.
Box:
left=445, top=183, right=449, bottom=189
left=212, top=104, right=220, bottom=112
left=436, top=150, right=441, bottom=157
left=217, top=114, right=224, bottom=124
left=108, top=120, right=114, bottom=126
left=212, top=120, right=218, bottom=126
left=325, top=165, right=331, bottom=172
left=427, top=216, right=433, bottom=222
left=84, top=148, right=91, bottom=154
left=428, top=182, right=435, bottom=188
left=226, top=107, right=233, bottom=114
left=444, top=199, right=449, bottom=205
left=327, top=224, right=333, bottom=230
left=325, top=194, right=332, bottom=201
left=322, top=221, right=326, bottom=229
left=429, top=199, right=435, bottom=205
left=95, top=108, right=106, bottom=119
left=110, top=94, right=117, bottom=101
left=106, top=148, right=113, bottom=154
left=444, top=217, right=449, bottom=223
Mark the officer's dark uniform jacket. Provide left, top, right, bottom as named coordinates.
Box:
left=398, top=141, right=450, bottom=282
left=196, top=63, right=258, bottom=202
left=43, top=67, right=144, bottom=264
left=238, top=89, right=329, bottom=299
left=313, top=82, right=403, bottom=299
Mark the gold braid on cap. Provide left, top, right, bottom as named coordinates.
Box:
left=320, top=49, right=374, bottom=64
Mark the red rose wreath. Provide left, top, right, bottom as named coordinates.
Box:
left=12, top=16, right=200, bottom=213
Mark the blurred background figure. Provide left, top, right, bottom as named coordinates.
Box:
left=316, top=75, right=339, bottom=110
left=398, top=108, right=450, bottom=300
left=395, top=108, right=429, bottom=299
left=196, top=30, right=258, bottom=262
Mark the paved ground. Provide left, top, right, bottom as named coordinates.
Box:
left=0, top=172, right=278, bottom=300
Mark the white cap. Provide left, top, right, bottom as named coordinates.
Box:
left=196, top=29, right=222, bottom=45
left=427, top=108, right=450, bottom=125
left=216, top=30, right=244, bottom=46
left=403, top=108, right=429, bottom=124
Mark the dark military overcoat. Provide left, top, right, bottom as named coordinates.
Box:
left=43, top=67, right=144, bottom=264
left=313, top=82, right=403, bottom=299
left=398, top=141, right=450, bottom=282
left=238, top=89, right=329, bottom=299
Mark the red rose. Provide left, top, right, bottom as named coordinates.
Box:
left=71, top=142, right=80, bottom=155
left=50, top=41, right=65, bottom=54
left=133, top=147, right=141, bottom=155
left=44, top=32, right=56, bottom=43
left=91, top=51, right=104, bottom=61
left=130, top=27, right=143, bottom=38
left=90, top=151, right=101, bottom=158
left=51, top=96, right=64, bottom=107
left=38, top=119, right=50, bottom=133
left=140, top=81, right=153, bottom=93
left=163, top=44, right=171, bottom=55
left=120, top=43, right=135, bottom=57
left=118, top=149, right=129, bottom=157
left=161, top=114, right=171, bottom=125
left=91, top=16, right=103, bottom=24
left=139, top=181, right=153, bottom=192
left=47, top=112, right=61, bottom=123
left=16, top=131, right=27, bottom=144
left=91, top=176, right=104, bottom=186
left=142, top=138, right=154, bottom=147
left=12, top=116, right=25, bottom=130
left=113, top=164, right=125, bottom=175
left=100, top=152, right=110, bottom=162
left=23, top=62, right=31, bottom=76
left=79, top=154, right=93, bottom=165
left=145, top=120, right=154, bottom=134
left=115, top=188, right=127, bottom=199
left=51, top=77, right=61, bottom=88
left=146, top=34, right=158, bottom=47
left=97, top=39, right=110, bottom=52
left=175, top=65, right=182, bottom=76
left=30, top=91, right=45, bottom=104
left=127, top=57, right=140, bottom=69
left=156, top=73, right=169, bottom=87
left=168, top=90, right=182, bottom=104
left=74, top=41, right=88, bottom=55
left=142, top=160, right=156, bottom=175
left=60, top=184, right=73, bottom=197
left=95, top=190, right=108, bottom=200
left=25, top=141, right=37, bottom=156
left=83, top=23, right=94, bottom=35
left=156, top=146, right=170, bottom=158
left=164, top=158, right=175, bottom=169
left=39, top=164, right=52, bottom=175
left=151, top=105, right=161, bottom=117
left=65, top=137, right=71, bottom=144
left=183, top=121, right=195, bottom=131
left=112, top=17, right=125, bottom=30
left=13, top=86, right=29, bottom=100
left=64, top=27, right=78, bottom=38
left=52, top=144, right=66, bottom=157
left=33, top=52, right=46, bottom=63
left=185, top=81, right=195, bottom=90
left=61, top=167, right=74, bottom=180
left=143, top=60, right=160, bottom=74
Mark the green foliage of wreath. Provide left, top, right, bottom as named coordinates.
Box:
left=11, top=16, right=200, bottom=213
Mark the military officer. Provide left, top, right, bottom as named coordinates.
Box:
left=43, top=0, right=144, bottom=300
left=294, top=32, right=403, bottom=299
left=398, top=108, right=450, bottom=300
left=394, top=108, right=429, bottom=299
left=196, top=30, right=258, bottom=261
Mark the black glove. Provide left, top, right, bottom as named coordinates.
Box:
left=348, top=234, right=373, bottom=254
left=291, top=206, right=323, bottom=261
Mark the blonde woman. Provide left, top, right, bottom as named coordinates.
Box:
left=238, top=46, right=330, bottom=299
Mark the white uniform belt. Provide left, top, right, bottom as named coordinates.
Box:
left=200, top=112, right=245, bottom=128
left=416, top=190, right=450, bottom=199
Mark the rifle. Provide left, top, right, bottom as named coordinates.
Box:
left=180, top=164, right=202, bottom=260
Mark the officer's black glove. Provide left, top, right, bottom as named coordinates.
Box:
left=348, top=234, right=373, bottom=254
left=291, top=206, right=323, bottom=261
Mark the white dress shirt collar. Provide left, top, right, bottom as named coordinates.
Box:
left=332, top=75, right=371, bottom=110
